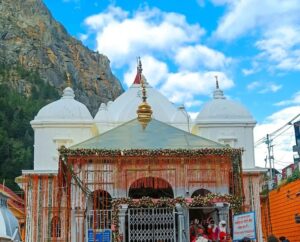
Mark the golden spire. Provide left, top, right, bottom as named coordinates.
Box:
left=66, top=72, right=72, bottom=87
left=136, top=58, right=152, bottom=130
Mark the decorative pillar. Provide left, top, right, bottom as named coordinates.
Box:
left=176, top=203, right=189, bottom=242
left=118, top=204, right=128, bottom=242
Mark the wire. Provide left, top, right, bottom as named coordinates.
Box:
left=255, top=113, right=300, bottom=147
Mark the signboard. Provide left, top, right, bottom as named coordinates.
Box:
left=88, top=229, right=112, bottom=242
left=233, top=212, right=256, bottom=241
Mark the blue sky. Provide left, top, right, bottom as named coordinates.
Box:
left=43, top=0, right=300, bottom=168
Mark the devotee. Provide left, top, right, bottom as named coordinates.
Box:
left=219, top=220, right=229, bottom=242
left=207, top=219, right=219, bottom=241
left=190, top=219, right=200, bottom=242
left=196, top=227, right=209, bottom=242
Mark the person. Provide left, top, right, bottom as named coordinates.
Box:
left=190, top=219, right=201, bottom=242
left=279, top=236, right=290, bottom=242
left=267, top=235, right=279, bottom=242
left=219, top=220, right=229, bottom=242
left=190, top=220, right=196, bottom=242
left=207, top=219, right=219, bottom=241
left=196, top=227, right=209, bottom=242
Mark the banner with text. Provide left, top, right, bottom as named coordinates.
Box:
left=233, top=212, right=256, bottom=241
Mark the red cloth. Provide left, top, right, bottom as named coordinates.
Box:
left=219, top=231, right=228, bottom=242
left=207, top=226, right=219, bottom=240
left=190, top=225, right=196, bottom=242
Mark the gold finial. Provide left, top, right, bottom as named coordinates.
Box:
left=136, top=59, right=152, bottom=130
left=214, top=75, right=219, bottom=89
left=66, top=72, right=72, bottom=87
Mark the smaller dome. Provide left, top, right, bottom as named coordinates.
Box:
left=33, top=87, right=93, bottom=123
left=0, top=193, right=21, bottom=241
left=196, top=83, right=255, bottom=124
left=172, top=106, right=190, bottom=123
left=94, top=103, right=111, bottom=123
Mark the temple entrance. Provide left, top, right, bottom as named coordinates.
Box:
left=127, top=177, right=176, bottom=242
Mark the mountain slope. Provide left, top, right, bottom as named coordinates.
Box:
left=0, top=0, right=123, bottom=115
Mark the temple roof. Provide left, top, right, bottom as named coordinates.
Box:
left=71, top=118, right=225, bottom=150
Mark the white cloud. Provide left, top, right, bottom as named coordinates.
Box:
left=175, top=45, right=231, bottom=70
left=254, top=106, right=300, bottom=169
left=188, top=111, right=199, bottom=121
left=78, top=33, right=88, bottom=42
left=242, top=62, right=259, bottom=76
left=275, top=91, right=300, bottom=107
left=247, top=81, right=282, bottom=94
left=213, top=0, right=300, bottom=72
left=123, top=56, right=233, bottom=108
left=123, top=56, right=169, bottom=87
left=247, top=81, right=260, bottom=90
left=258, top=84, right=282, bottom=94
left=256, top=26, right=300, bottom=71
left=160, top=71, right=234, bottom=105
left=214, top=0, right=300, bottom=41
left=84, top=6, right=205, bottom=67
left=81, top=5, right=235, bottom=110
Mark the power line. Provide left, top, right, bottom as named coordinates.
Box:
left=255, top=113, right=300, bottom=147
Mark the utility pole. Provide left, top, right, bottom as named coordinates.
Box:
left=266, top=134, right=273, bottom=187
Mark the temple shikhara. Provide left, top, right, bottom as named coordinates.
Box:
left=18, top=60, right=265, bottom=242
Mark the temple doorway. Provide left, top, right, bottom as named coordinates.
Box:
left=126, top=177, right=176, bottom=242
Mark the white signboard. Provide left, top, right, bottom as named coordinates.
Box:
left=233, top=212, right=256, bottom=241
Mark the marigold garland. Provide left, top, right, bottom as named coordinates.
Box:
left=59, top=146, right=243, bottom=158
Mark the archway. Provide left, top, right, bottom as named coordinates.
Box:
left=128, top=177, right=174, bottom=198
left=87, top=189, right=112, bottom=232
left=190, top=188, right=215, bottom=228
left=191, top=188, right=211, bottom=198
left=91, top=189, right=112, bottom=210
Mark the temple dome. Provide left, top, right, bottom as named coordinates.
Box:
left=94, top=59, right=186, bottom=125
left=94, top=103, right=111, bottom=123
left=106, top=83, right=179, bottom=123
left=195, top=82, right=255, bottom=124
left=0, top=193, right=21, bottom=241
left=32, top=87, right=93, bottom=123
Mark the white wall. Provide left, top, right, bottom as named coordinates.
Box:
left=193, top=123, right=256, bottom=169
left=32, top=123, right=95, bottom=170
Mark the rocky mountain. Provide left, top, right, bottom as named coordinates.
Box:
left=0, top=0, right=123, bottom=115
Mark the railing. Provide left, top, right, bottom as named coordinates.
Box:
left=87, top=209, right=112, bottom=230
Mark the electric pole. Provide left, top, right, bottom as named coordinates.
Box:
left=266, top=134, right=273, bottom=187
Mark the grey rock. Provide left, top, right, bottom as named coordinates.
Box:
left=0, top=0, right=124, bottom=115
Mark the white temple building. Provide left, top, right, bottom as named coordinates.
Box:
left=24, top=60, right=265, bottom=241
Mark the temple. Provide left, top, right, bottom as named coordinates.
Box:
left=19, top=59, right=265, bottom=241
